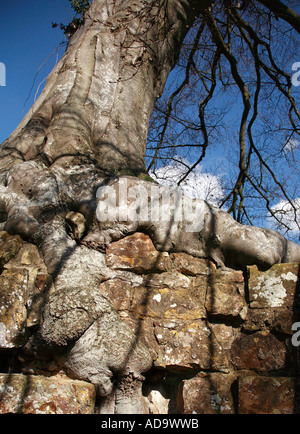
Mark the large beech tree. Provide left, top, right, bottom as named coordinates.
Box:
left=0, top=0, right=300, bottom=413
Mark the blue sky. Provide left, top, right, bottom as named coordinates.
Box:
left=0, top=0, right=71, bottom=143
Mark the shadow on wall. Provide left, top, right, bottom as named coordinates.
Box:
left=0, top=187, right=221, bottom=414
left=0, top=179, right=299, bottom=413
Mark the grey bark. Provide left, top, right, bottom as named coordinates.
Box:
left=1, top=0, right=212, bottom=174
left=0, top=0, right=299, bottom=413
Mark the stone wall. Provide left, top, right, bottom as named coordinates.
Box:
left=0, top=231, right=299, bottom=414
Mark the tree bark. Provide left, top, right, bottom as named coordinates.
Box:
left=1, top=0, right=212, bottom=175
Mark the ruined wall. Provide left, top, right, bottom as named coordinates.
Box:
left=0, top=231, right=299, bottom=414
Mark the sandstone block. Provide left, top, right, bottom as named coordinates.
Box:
left=4, top=243, right=52, bottom=329
left=210, top=323, right=240, bottom=350
left=205, top=270, right=246, bottom=319
left=170, top=253, right=215, bottom=276
left=243, top=308, right=295, bottom=335
left=238, top=376, right=297, bottom=414
left=247, top=263, right=299, bottom=308
left=99, top=278, right=133, bottom=311
left=27, top=272, right=52, bottom=327
left=130, top=274, right=206, bottom=321
left=0, top=231, right=23, bottom=269
left=143, top=271, right=191, bottom=290
left=0, top=269, right=29, bottom=348
left=4, top=242, right=48, bottom=273
left=153, top=320, right=229, bottom=372
left=177, top=374, right=235, bottom=414
left=106, top=233, right=172, bottom=273
left=0, top=240, right=52, bottom=347
left=231, top=332, right=286, bottom=372
left=0, top=374, right=95, bottom=414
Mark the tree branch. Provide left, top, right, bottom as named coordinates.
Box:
left=257, top=0, right=300, bottom=34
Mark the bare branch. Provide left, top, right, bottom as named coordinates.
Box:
left=257, top=0, right=300, bottom=33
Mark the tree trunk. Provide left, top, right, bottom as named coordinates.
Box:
left=1, top=0, right=211, bottom=175
left=0, top=0, right=300, bottom=414
left=0, top=0, right=212, bottom=414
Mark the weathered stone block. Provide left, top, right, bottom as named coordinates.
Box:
left=99, top=278, right=133, bottom=311
left=120, top=275, right=208, bottom=365
left=3, top=242, right=52, bottom=328
left=231, top=332, right=286, bottom=372
left=170, top=253, right=215, bottom=276
left=238, top=376, right=297, bottom=414
left=153, top=320, right=229, bottom=372
left=106, top=233, right=172, bottom=273
left=177, top=373, right=235, bottom=414
left=205, top=270, right=246, bottom=319
left=243, top=308, right=295, bottom=335
left=4, top=242, right=48, bottom=273
left=0, top=241, right=53, bottom=347
left=27, top=272, right=52, bottom=327
left=0, top=231, right=23, bottom=269
left=210, top=323, right=240, bottom=350
left=0, top=374, right=95, bottom=414
left=130, top=274, right=206, bottom=321
left=248, top=263, right=299, bottom=308
left=0, top=268, right=29, bottom=348
left=143, top=271, right=191, bottom=290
